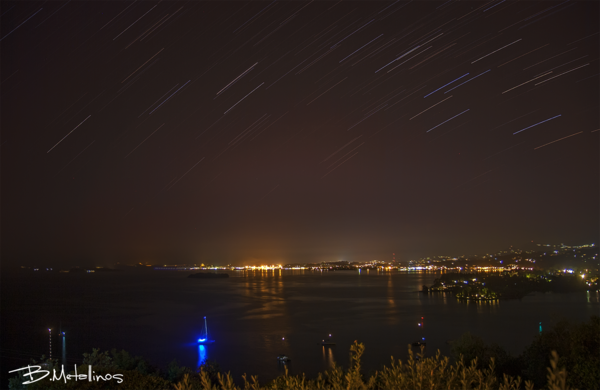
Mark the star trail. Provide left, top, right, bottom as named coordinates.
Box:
left=1, top=1, right=598, bottom=266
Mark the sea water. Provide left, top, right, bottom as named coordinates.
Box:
left=1, top=270, right=598, bottom=385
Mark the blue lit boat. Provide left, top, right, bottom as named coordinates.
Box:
left=198, top=316, right=215, bottom=344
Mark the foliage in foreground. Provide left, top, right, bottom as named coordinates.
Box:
left=448, top=316, right=599, bottom=390
left=520, top=316, right=600, bottom=389
left=176, top=343, right=581, bottom=390
left=9, top=342, right=578, bottom=390
left=8, top=317, right=598, bottom=390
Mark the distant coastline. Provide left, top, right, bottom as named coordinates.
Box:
left=424, top=270, right=592, bottom=301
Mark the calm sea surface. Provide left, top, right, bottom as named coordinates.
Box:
left=2, top=270, right=598, bottom=385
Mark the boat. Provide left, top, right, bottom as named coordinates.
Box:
left=411, top=338, right=426, bottom=347
left=320, top=333, right=335, bottom=345
left=411, top=317, right=426, bottom=347
left=197, top=316, right=215, bottom=344
left=277, top=354, right=291, bottom=362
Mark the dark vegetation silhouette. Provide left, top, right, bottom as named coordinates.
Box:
left=8, top=316, right=598, bottom=390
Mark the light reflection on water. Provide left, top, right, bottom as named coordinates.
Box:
left=198, top=345, right=207, bottom=368
left=474, top=297, right=499, bottom=314
left=3, top=270, right=598, bottom=386
left=62, top=338, right=66, bottom=366
left=322, top=346, right=335, bottom=369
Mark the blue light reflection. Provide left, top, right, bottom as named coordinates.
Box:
left=198, top=345, right=207, bottom=368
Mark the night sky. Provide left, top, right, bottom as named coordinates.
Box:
left=1, top=1, right=598, bottom=266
